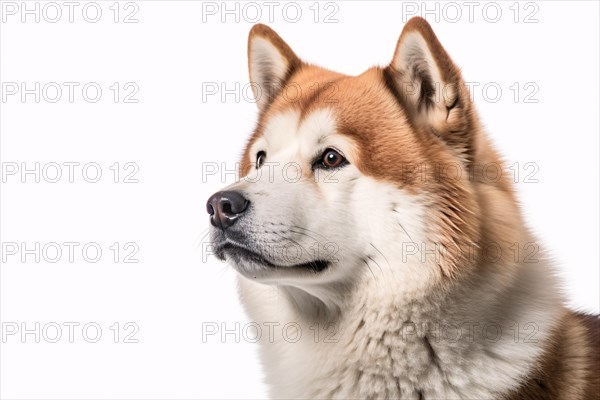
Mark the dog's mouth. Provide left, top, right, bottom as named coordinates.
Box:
left=218, top=242, right=330, bottom=273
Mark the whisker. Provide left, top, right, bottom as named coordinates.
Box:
left=194, top=228, right=212, bottom=253
left=393, top=210, right=415, bottom=242
left=362, top=258, right=377, bottom=280
left=370, top=243, right=390, bottom=267
left=291, top=225, right=335, bottom=249
left=289, top=229, right=321, bottom=243
left=272, top=231, right=315, bottom=262
left=291, top=225, right=331, bottom=241
left=366, top=255, right=384, bottom=275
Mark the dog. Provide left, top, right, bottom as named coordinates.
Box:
left=206, top=17, right=599, bottom=399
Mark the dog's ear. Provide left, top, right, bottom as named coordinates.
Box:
left=386, top=17, right=472, bottom=159
left=248, top=24, right=301, bottom=111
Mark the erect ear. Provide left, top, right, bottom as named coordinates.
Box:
left=248, top=24, right=301, bottom=111
left=386, top=17, right=472, bottom=158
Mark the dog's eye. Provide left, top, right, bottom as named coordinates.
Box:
left=317, top=148, right=347, bottom=169
left=256, top=151, right=266, bottom=169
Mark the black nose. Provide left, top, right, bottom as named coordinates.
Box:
left=206, top=190, right=249, bottom=229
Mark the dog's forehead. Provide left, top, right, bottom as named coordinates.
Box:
left=242, top=66, right=418, bottom=176
left=256, top=69, right=395, bottom=138
left=256, top=107, right=338, bottom=156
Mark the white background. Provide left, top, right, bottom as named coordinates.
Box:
left=0, top=1, right=598, bottom=399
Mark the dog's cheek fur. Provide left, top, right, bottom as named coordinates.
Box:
left=232, top=109, right=368, bottom=278
left=324, top=67, right=480, bottom=282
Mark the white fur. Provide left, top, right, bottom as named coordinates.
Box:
left=214, top=109, right=563, bottom=399
left=249, top=37, right=291, bottom=110
left=392, top=32, right=457, bottom=130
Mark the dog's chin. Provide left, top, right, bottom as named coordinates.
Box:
left=217, top=242, right=330, bottom=281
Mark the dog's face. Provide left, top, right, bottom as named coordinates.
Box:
left=208, top=18, right=498, bottom=294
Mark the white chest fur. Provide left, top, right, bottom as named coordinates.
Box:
left=237, top=267, right=560, bottom=400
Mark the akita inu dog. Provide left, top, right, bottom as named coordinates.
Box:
left=207, top=17, right=599, bottom=399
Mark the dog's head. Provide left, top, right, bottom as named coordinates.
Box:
left=207, top=18, right=517, bottom=298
